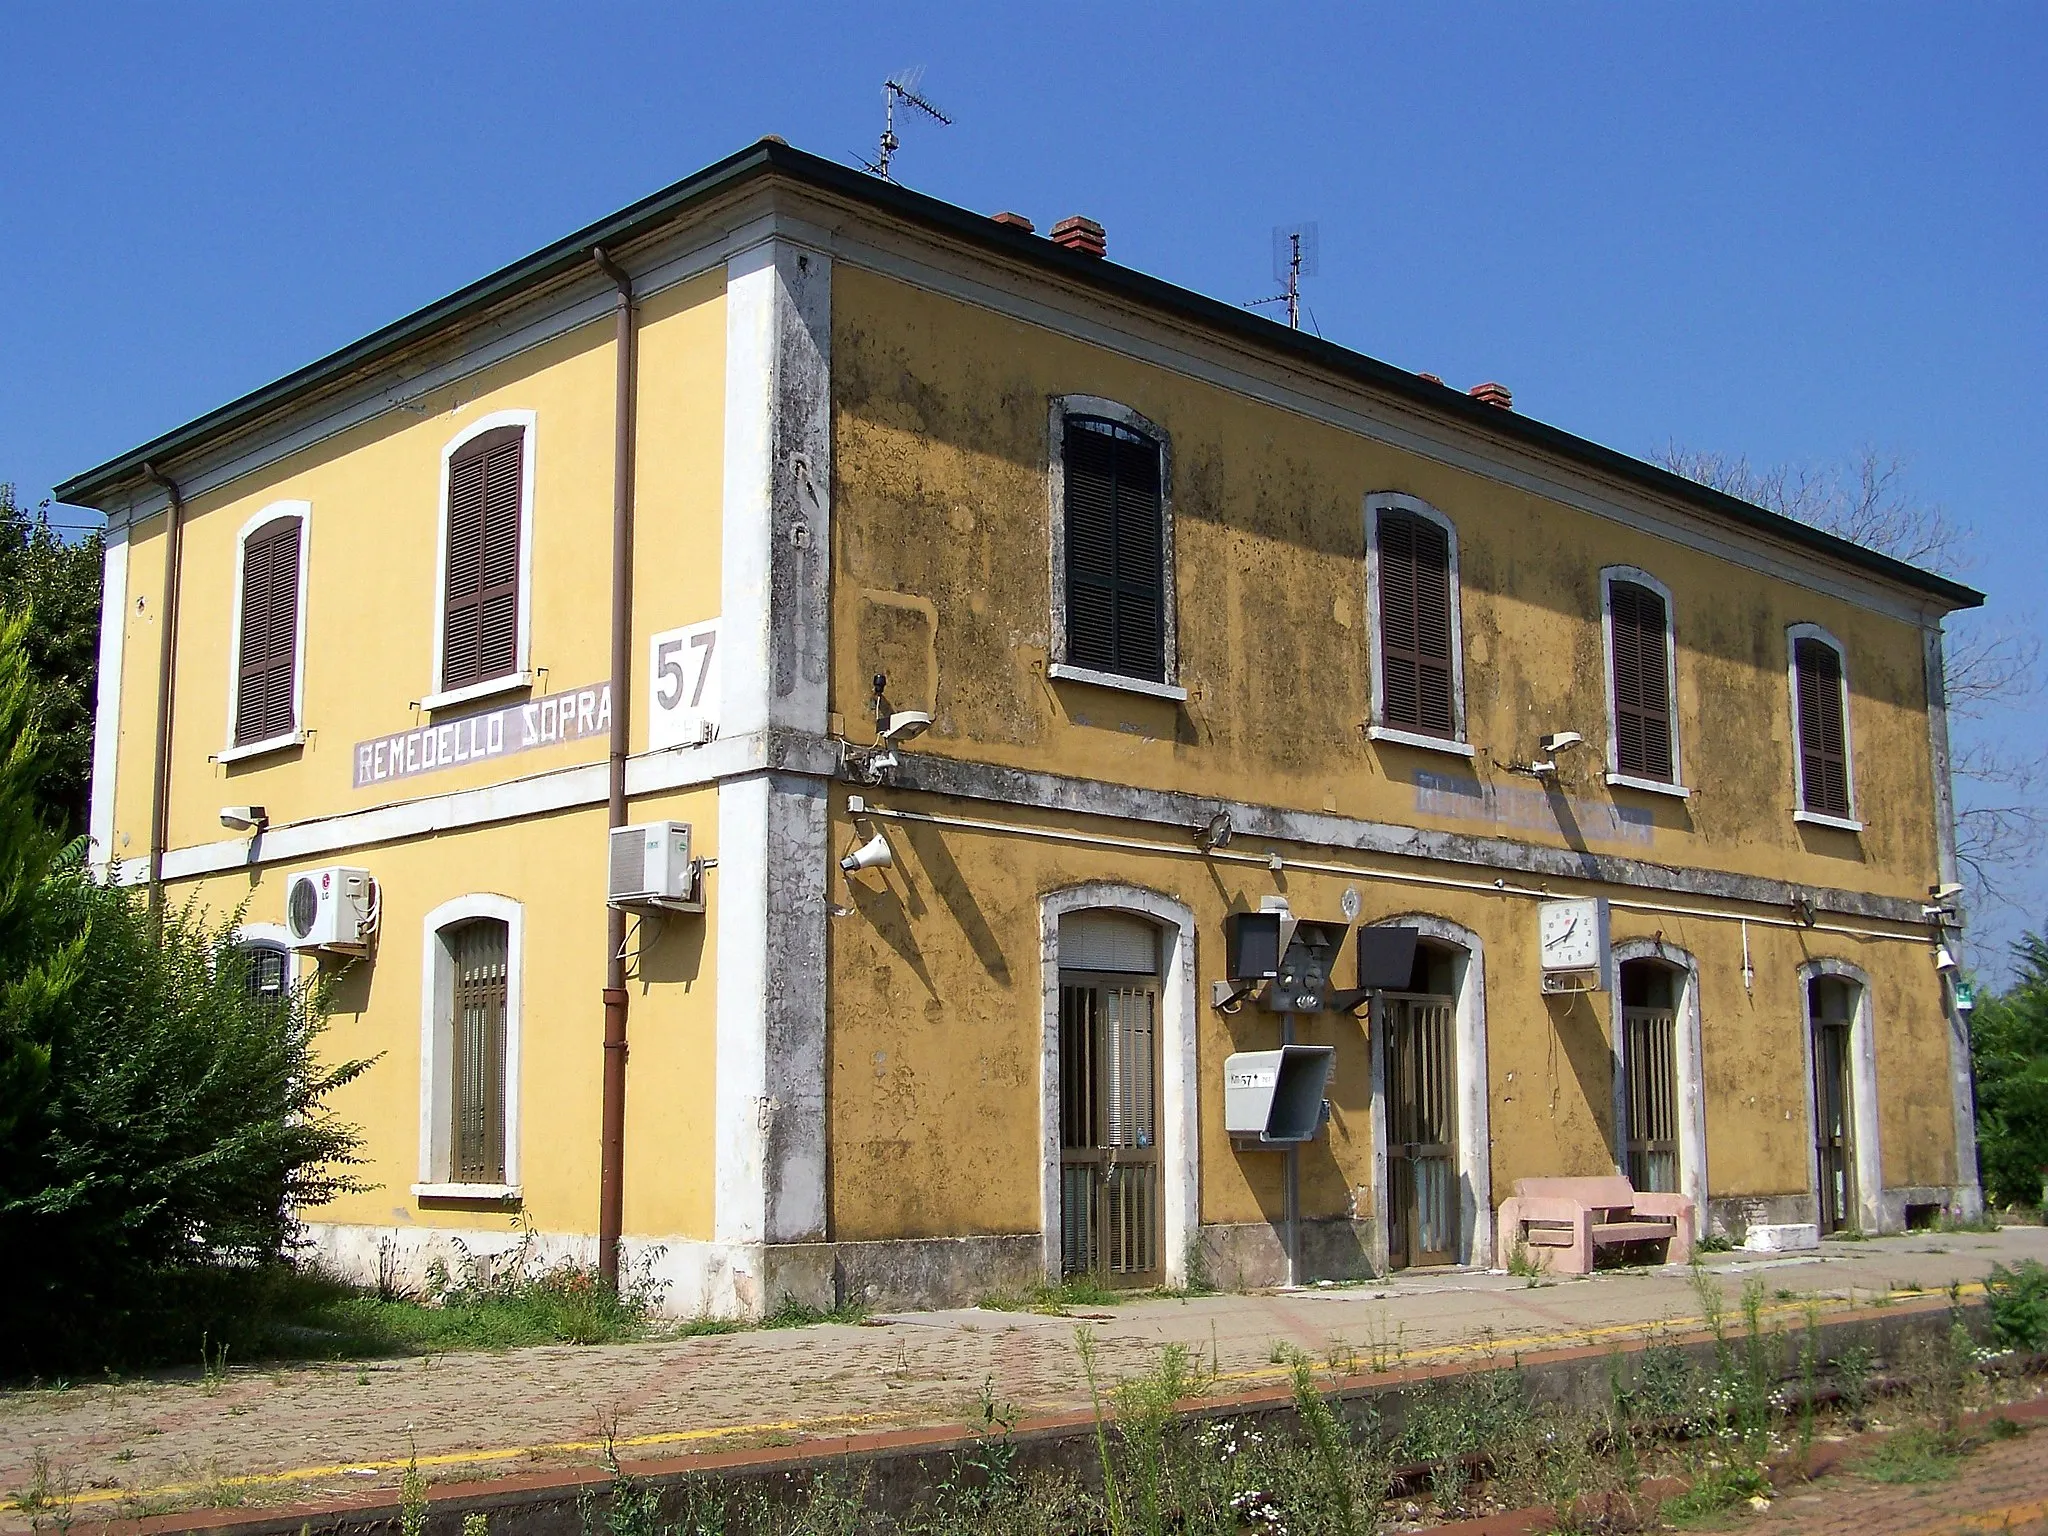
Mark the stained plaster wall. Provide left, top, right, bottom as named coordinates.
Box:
left=827, top=266, right=1946, bottom=907
left=824, top=786, right=1958, bottom=1252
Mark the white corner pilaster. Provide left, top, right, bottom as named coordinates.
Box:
left=716, top=234, right=833, bottom=1307
left=88, top=524, right=131, bottom=879
left=1923, top=622, right=1982, bottom=1213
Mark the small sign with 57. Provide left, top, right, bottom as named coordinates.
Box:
left=647, top=618, right=720, bottom=751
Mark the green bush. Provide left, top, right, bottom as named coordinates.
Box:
left=1984, top=1259, right=2048, bottom=1352
left=0, top=607, right=371, bottom=1373
left=1970, top=937, right=2048, bottom=1209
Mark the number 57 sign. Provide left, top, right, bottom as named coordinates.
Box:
left=647, top=619, right=720, bottom=750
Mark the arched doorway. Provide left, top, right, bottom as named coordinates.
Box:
left=1368, top=917, right=1491, bottom=1270
left=1039, top=887, right=1199, bottom=1290
left=1799, top=960, right=1882, bottom=1236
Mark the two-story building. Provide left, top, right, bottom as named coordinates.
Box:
left=59, top=140, right=1984, bottom=1317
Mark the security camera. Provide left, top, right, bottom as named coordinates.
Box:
left=1195, top=810, right=1233, bottom=852
left=220, top=806, right=267, bottom=832
left=1539, top=731, right=1586, bottom=756
left=1930, top=883, right=1964, bottom=902
left=839, top=830, right=894, bottom=874
left=879, top=711, right=932, bottom=744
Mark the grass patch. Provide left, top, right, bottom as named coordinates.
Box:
left=759, top=1295, right=869, bottom=1329
left=1856, top=1426, right=1960, bottom=1484
left=979, top=1273, right=1126, bottom=1314
left=1663, top=1461, right=1770, bottom=1522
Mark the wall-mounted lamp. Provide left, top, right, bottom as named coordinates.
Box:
left=1195, top=811, right=1233, bottom=852
left=220, top=805, right=267, bottom=833
left=1511, top=730, right=1589, bottom=780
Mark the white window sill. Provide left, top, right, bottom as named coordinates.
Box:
left=412, top=1182, right=522, bottom=1202
left=1794, top=810, right=1863, bottom=834
left=1047, top=662, right=1188, bottom=703
left=420, top=672, right=532, bottom=713
left=216, top=732, right=306, bottom=765
left=1367, top=725, right=1475, bottom=759
left=1607, top=772, right=1691, bottom=800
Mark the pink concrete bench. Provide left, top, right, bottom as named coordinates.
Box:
left=1496, top=1175, right=1694, bottom=1276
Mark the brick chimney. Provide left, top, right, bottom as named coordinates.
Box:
left=1468, top=381, right=1512, bottom=409
left=1049, top=215, right=1106, bottom=258
left=991, top=211, right=1034, bottom=233
left=1418, top=372, right=1445, bottom=386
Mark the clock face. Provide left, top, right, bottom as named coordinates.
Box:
left=1539, top=898, right=1606, bottom=972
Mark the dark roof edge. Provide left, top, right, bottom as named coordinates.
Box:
left=56, top=140, right=1985, bottom=612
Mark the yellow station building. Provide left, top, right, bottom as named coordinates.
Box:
left=59, top=141, right=1985, bottom=1316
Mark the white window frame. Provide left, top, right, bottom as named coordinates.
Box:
left=415, top=892, right=524, bottom=1200
left=1786, top=622, right=1861, bottom=831
left=1600, top=565, right=1688, bottom=798
left=1045, top=395, right=1185, bottom=702
left=1363, top=492, right=1469, bottom=755
left=424, top=410, right=537, bottom=713
left=218, top=500, right=311, bottom=763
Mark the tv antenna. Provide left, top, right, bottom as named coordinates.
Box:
left=1243, top=221, right=1320, bottom=331
left=858, top=69, right=951, bottom=182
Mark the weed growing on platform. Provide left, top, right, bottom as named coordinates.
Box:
left=759, top=1295, right=868, bottom=1330
left=1985, top=1258, right=2048, bottom=1350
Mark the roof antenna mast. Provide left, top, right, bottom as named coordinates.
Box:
left=861, top=69, right=951, bottom=182
left=1244, top=221, right=1321, bottom=331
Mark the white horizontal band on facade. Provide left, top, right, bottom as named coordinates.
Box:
left=853, top=802, right=1934, bottom=948
left=111, top=727, right=839, bottom=886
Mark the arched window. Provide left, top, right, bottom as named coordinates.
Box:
left=429, top=412, right=535, bottom=709
left=1048, top=397, right=1180, bottom=697
left=1788, top=624, right=1856, bottom=826
left=1365, top=494, right=1466, bottom=748
left=223, top=501, right=309, bottom=758
left=417, top=895, right=524, bottom=1197
left=1602, top=568, right=1682, bottom=791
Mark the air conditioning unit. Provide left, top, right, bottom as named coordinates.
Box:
left=286, top=866, right=379, bottom=953
left=608, top=821, right=702, bottom=912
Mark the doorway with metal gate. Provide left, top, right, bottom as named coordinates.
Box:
left=1618, top=960, right=1681, bottom=1195
left=1057, top=911, right=1163, bottom=1287
left=1808, top=975, right=1860, bottom=1236
left=1379, top=938, right=1463, bottom=1270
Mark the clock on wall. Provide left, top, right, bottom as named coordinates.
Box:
left=1538, top=897, right=1611, bottom=991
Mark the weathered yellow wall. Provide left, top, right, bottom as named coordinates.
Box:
left=107, top=270, right=725, bottom=863
left=826, top=787, right=1956, bottom=1239
left=128, top=269, right=730, bottom=1243
left=829, top=266, right=1942, bottom=904
left=176, top=783, right=719, bottom=1241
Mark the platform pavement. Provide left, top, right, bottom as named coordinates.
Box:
left=3, top=1224, right=2044, bottom=1531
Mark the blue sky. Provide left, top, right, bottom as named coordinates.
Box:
left=4, top=5, right=2042, bottom=967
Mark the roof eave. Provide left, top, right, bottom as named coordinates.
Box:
left=55, top=140, right=1986, bottom=614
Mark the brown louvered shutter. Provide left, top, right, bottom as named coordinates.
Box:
left=443, top=426, right=524, bottom=691
left=1377, top=511, right=1455, bottom=736
left=1064, top=416, right=1166, bottom=681
left=234, top=515, right=301, bottom=746
left=1609, top=580, right=1673, bottom=781
left=1795, top=637, right=1851, bottom=817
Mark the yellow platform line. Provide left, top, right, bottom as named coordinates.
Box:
left=5, top=1281, right=1982, bottom=1517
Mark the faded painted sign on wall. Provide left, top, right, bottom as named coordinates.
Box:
left=1413, top=770, right=1654, bottom=847
left=354, top=682, right=611, bottom=789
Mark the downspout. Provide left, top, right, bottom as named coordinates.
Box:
left=141, top=463, right=185, bottom=932
left=592, top=246, right=636, bottom=1287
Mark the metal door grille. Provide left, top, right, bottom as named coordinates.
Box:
left=1813, top=1015, right=1855, bottom=1235
left=1623, top=1007, right=1679, bottom=1193
left=1385, top=993, right=1456, bottom=1268
left=449, top=919, right=509, bottom=1184
left=1059, top=977, right=1160, bottom=1284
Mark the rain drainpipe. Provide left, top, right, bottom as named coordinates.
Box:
left=142, top=463, right=185, bottom=931
left=592, top=246, right=636, bottom=1289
